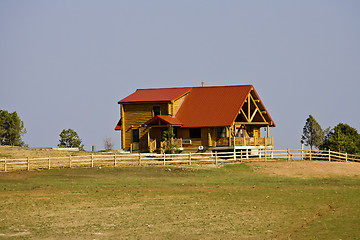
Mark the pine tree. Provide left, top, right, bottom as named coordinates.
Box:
left=301, top=115, right=324, bottom=150
left=58, top=129, right=84, bottom=151
left=162, top=125, right=178, bottom=154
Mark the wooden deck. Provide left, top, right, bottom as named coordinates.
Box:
left=215, top=136, right=273, bottom=147
left=140, top=137, right=273, bottom=153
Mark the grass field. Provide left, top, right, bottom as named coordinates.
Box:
left=0, top=163, right=360, bottom=239
left=0, top=146, right=89, bottom=159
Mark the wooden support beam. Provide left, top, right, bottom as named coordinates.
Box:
left=247, top=95, right=251, bottom=120
left=249, top=93, right=267, bottom=122
left=121, top=105, right=125, bottom=150
left=250, top=109, right=258, bottom=122
left=236, top=122, right=270, bottom=125
left=240, top=109, right=249, bottom=122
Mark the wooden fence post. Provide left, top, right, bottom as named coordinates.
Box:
left=328, top=149, right=331, bottom=162
left=264, top=147, right=267, bottom=162
left=271, top=148, right=274, bottom=159
left=346, top=153, right=348, bottom=162
left=69, top=156, right=72, bottom=168
left=4, top=159, right=7, bottom=172
left=91, top=154, right=94, bottom=168
left=163, top=153, right=166, bottom=165
left=287, top=149, right=290, bottom=161
left=215, top=151, right=218, bottom=165
left=114, top=153, right=117, bottom=166
left=264, top=140, right=267, bottom=161
left=259, top=149, right=262, bottom=160
left=27, top=157, right=30, bottom=171
left=138, top=153, right=141, bottom=166
left=246, top=148, right=249, bottom=159
left=234, top=148, right=236, bottom=160
left=188, top=152, right=191, bottom=165
left=48, top=157, right=51, bottom=170
left=309, top=149, right=312, bottom=161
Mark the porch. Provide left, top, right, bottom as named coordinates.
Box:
left=215, top=136, right=274, bottom=147
left=131, top=136, right=273, bottom=153
left=148, top=138, right=183, bottom=153
left=147, top=136, right=273, bottom=153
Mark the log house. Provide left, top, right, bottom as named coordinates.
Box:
left=115, top=85, right=275, bottom=153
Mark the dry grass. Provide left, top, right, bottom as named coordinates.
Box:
left=250, top=160, right=360, bottom=178
left=0, top=145, right=89, bottom=159
left=0, top=163, right=360, bottom=239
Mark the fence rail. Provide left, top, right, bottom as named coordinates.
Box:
left=0, top=149, right=359, bottom=172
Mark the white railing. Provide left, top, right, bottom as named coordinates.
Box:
left=0, top=149, right=359, bottom=172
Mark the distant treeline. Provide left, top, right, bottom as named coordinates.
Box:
left=302, top=115, right=360, bottom=154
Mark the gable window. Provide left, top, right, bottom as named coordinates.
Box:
left=132, top=129, right=139, bottom=142
left=217, top=127, right=226, bottom=138
left=153, top=106, right=161, bottom=116
left=190, top=128, right=201, bottom=138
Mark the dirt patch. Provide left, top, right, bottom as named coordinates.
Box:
left=249, top=160, right=360, bottom=178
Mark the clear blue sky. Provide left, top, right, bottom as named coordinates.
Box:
left=1, top=1, right=359, bottom=150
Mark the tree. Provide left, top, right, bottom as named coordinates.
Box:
left=301, top=115, right=324, bottom=150
left=319, top=127, right=332, bottom=151
left=58, top=129, right=84, bottom=151
left=0, top=110, right=27, bottom=146
left=324, top=123, right=360, bottom=154
left=104, top=136, right=114, bottom=151
left=162, top=125, right=179, bottom=154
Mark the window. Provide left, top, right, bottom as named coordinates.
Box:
left=153, top=106, right=161, bottom=116
left=217, top=127, right=226, bottom=138
left=132, top=129, right=139, bottom=142
left=190, top=128, right=201, bottom=138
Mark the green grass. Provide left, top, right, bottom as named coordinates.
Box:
left=0, top=164, right=359, bottom=239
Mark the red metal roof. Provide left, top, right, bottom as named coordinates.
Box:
left=175, top=85, right=253, bottom=127
left=143, top=115, right=183, bottom=126
left=118, top=87, right=191, bottom=103
left=116, top=85, right=275, bottom=129
left=114, top=119, right=122, bottom=131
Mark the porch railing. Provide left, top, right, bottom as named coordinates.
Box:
left=216, top=136, right=273, bottom=147
left=149, top=139, right=157, bottom=153
left=130, top=142, right=139, bottom=152
left=161, top=138, right=183, bottom=150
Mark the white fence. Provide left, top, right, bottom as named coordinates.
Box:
left=265, top=149, right=360, bottom=162
left=0, top=149, right=359, bottom=172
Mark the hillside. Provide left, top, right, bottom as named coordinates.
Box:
left=0, top=146, right=87, bottom=159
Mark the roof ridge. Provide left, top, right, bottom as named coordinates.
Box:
left=135, top=87, right=192, bottom=91
left=192, top=84, right=253, bottom=89
left=118, top=87, right=192, bottom=103
left=135, top=85, right=253, bottom=91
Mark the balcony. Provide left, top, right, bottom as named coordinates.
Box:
left=215, top=136, right=273, bottom=147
